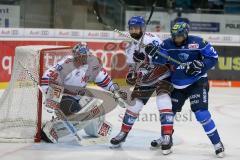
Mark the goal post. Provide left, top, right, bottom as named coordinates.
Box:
left=0, top=45, right=72, bottom=142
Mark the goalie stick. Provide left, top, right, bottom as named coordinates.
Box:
left=93, top=1, right=184, bottom=66
left=18, top=61, right=110, bottom=145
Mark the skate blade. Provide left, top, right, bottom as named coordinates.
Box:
left=162, top=149, right=172, bottom=155
left=150, top=145, right=161, bottom=150
left=216, top=152, right=225, bottom=158
left=109, top=143, right=122, bottom=149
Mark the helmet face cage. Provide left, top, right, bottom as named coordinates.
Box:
left=72, top=42, right=90, bottom=58
left=171, top=22, right=190, bottom=40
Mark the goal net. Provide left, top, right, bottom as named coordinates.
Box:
left=0, top=45, right=72, bottom=142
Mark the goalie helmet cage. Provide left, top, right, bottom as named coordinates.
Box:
left=0, top=45, right=72, bottom=143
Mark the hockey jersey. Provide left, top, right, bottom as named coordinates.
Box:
left=125, top=32, right=162, bottom=65
left=125, top=32, right=170, bottom=83
left=41, top=55, right=114, bottom=99
left=152, top=35, right=218, bottom=89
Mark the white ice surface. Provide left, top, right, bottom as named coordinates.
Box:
left=0, top=87, right=240, bottom=160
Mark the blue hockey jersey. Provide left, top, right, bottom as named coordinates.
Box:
left=152, top=35, right=218, bottom=89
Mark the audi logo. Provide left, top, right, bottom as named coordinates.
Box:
left=41, top=31, right=49, bottom=35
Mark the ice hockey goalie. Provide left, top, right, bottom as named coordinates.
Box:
left=40, top=42, right=125, bottom=143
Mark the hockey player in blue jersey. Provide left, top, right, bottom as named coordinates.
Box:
left=145, top=22, right=225, bottom=157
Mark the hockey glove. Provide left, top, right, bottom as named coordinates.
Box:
left=185, top=60, right=204, bottom=76
left=126, top=71, right=137, bottom=85
left=145, top=43, right=159, bottom=56
left=133, top=50, right=146, bottom=63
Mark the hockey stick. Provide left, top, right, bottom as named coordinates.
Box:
left=92, top=1, right=183, bottom=66
left=134, top=0, right=157, bottom=73
left=18, top=61, right=82, bottom=144
left=138, top=0, right=157, bottom=51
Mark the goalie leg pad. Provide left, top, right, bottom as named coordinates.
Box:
left=42, top=97, right=105, bottom=141
left=84, top=115, right=105, bottom=137
left=41, top=119, right=61, bottom=143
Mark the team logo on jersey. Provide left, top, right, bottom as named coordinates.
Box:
left=54, top=64, right=63, bottom=71
left=178, top=53, right=189, bottom=62
left=152, top=40, right=160, bottom=46
left=188, top=43, right=199, bottom=49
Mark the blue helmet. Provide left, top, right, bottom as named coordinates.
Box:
left=72, top=42, right=90, bottom=57
left=171, top=22, right=190, bottom=40
left=128, top=16, right=145, bottom=28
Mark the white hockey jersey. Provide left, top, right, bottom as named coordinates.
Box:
left=125, top=32, right=170, bottom=84
left=125, top=32, right=162, bottom=65
left=41, top=55, right=114, bottom=99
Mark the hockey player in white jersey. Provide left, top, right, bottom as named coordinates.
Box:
left=41, top=42, right=125, bottom=143
left=110, top=16, right=174, bottom=154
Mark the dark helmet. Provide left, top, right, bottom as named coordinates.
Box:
left=171, top=22, right=190, bottom=40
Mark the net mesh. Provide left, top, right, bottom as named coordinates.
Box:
left=0, top=46, right=72, bottom=142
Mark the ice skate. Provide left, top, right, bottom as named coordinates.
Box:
left=110, top=131, right=128, bottom=148
left=161, top=135, right=173, bottom=155
left=214, top=141, right=225, bottom=158
left=151, top=137, right=163, bottom=148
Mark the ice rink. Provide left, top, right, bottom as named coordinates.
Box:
left=0, top=87, right=240, bottom=160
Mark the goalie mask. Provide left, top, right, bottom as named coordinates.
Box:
left=72, top=42, right=90, bottom=66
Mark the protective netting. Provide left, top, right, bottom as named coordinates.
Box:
left=0, top=46, right=71, bottom=142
